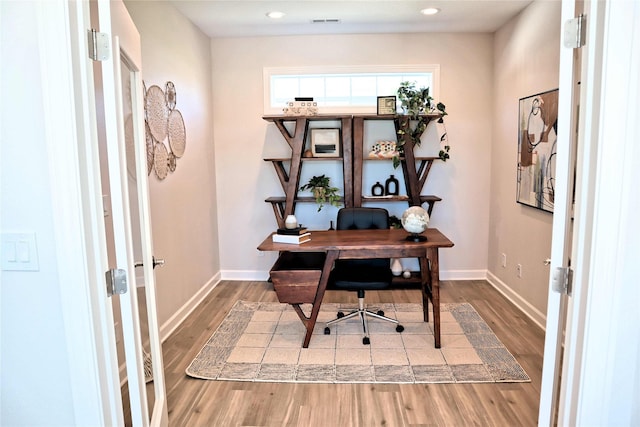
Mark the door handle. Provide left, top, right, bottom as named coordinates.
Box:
left=134, top=256, right=165, bottom=269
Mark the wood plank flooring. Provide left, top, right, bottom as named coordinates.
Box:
left=153, top=279, right=544, bottom=426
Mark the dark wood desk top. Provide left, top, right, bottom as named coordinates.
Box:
left=258, top=228, right=454, bottom=257
left=259, top=227, right=454, bottom=348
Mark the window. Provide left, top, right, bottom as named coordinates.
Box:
left=264, top=65, right=440, bottom=114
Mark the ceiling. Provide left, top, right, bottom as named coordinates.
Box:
left=168, top=0, right=535, bottom=38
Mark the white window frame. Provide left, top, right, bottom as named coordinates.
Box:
left=263, top=65, right=441, bottom=115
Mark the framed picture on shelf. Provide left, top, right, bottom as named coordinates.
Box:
left=311, top=128, right=340, bottom=157
left=377, top=96, right=397, bottom=115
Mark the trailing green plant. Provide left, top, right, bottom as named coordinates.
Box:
left=389, top=215, right=403, bottom=229
left=395, top=81, right=450, bottom=168
left=299, top=174, right=341, bottom=212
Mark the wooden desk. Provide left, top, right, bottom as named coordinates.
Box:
left=257, top=228, right=454, bottom=348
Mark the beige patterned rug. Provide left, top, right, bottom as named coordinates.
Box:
left=186, top=301, right=530, bottom=384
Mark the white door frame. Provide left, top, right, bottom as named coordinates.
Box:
left=557, top=0, right=640, bottom=424
left=96, top=0, right=168, bottom=424
left=538, top=0, right=580, bottom=423
left=541, top=0, right=640, bottom=425
left=37, top=0, right=122, bottom=424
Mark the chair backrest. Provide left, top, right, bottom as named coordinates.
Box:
left=333, top=207, right=391, bottom=275
left=336, top=207, right=389, bottom=230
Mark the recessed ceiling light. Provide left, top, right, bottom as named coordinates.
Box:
left=266, top=11, right=285, bottom=19
left=420, top=8, right=440, bottom=16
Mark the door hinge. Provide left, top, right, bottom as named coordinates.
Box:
left=106, top=268, right=127, bottom=297
left=552, top=266, right=573, bottom=295
left=88, top=29, right=110, bottom=61
left=563, top=14, right=586, bottom=49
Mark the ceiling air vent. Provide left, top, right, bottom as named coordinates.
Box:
left=311, top=19, right=341, bottom=24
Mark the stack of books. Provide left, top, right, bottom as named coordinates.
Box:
left=272, top=226, right=311, bottom=244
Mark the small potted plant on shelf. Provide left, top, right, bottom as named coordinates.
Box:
left=299, top=174, right=341, bottom=212
left=389, top=215, right=403, bottom=229
left=395, top=81, right=450, bottom=168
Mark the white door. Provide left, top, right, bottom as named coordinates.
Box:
left=538, top=0, right=581, bottom=424
left=95, top=1, right=168, bottom=425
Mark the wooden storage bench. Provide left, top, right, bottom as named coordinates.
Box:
left=269, top=252, right=326, bottom=304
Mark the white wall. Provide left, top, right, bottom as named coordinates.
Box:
left=488, top=1, right=561, bottom=324
left=124, top=1, right=219, bottom=333
left=211, top=33, right=494, bottom=280
left=1, top=2, right=76, bottom=424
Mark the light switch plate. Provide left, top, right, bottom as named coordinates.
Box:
left=1, top=232, right=39, bottom=271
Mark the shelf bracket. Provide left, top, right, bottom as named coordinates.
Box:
left=267, top=200, right=287, bottom=229
left=271, top=160, right=290, bottom=190
left=416, top=159, right=435, bottom=191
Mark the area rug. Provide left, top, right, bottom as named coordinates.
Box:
left=185, top=301, right=530, bottom=384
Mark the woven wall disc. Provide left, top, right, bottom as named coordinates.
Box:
left=145, top=122, right=154, bottom=176
left=165, top=81, right=176, bottom=111
left=146, top=85, right=168, bottom=142
left=168, top=109, right=186, bottom=157
left=168, top=152, right=177, bottom=172
left=153, top=142, right=169, bottom=180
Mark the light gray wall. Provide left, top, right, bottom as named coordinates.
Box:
left=488, top=1, right=561, bottom=322
left=125, top=1, right=220, bottom=331
left=211, top=33, right=494, bottom=280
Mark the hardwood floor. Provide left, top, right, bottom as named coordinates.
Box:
left=155, top=279, right=544, bottom=426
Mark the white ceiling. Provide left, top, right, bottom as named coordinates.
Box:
left=168, top=0, right=535, bottom=38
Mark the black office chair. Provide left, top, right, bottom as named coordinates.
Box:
left=323, top=207, right=404, bottom=345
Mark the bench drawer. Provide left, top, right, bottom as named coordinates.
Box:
left=270, top=252, right=326, bottom=304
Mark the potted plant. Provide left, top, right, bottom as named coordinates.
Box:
left=299, top=174, right=341, bottom=212
left=395, top=81, right=449, bottom=167
left=389, top=215, right=403, bottom=229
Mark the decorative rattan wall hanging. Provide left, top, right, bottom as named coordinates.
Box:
left=143, top=81, right=186, bottom=179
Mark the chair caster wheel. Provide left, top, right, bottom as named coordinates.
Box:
left=324, top=327, right=331, bottom=335
left=376, top=310, right=385, bottom=316
left=396, top=325, right=404, bottom=333
left=363, top=337, right=370, bottom=345
left=337, top=312, right=345, bottom=318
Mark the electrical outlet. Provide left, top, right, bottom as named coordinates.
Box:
left=501, top=253, right=507, bottom=268
left=516, top=263, right=522, bottom=278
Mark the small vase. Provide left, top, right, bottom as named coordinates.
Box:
left=391, top=258, right=403, bottom=276
left=285, top=215, right=298, bottom=229
left=371, top=181, right=384, bottom=197
left=385, top=175, right=399, bottom=196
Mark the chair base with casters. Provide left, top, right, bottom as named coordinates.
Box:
left=324, top=289, right=405, bottom=345
left=324, top=207, right=404, bottom=345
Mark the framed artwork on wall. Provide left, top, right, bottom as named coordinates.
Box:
left=311, top=128, right=340, bottom=157
left=517, top=88, right=559, bottom=213
left=377, top=96, right=396, bottom=115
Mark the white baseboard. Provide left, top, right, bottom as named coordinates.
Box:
left=440, top=269, right=487, bottom=281
left=486, top=271, right=546, bottom=330
left=159, top=272, right=222, bottom=342
left=222, top=270, right=269, bottom=281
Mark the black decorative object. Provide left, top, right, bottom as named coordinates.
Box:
left=385, top=175, right=399, bottom=195
left=371, top=182, right=384, bottom=197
